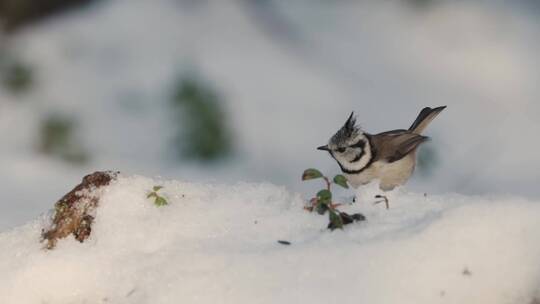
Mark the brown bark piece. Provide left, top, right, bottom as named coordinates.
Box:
left=41, top=171, right=118, bottom=249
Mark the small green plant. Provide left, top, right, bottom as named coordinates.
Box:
left=302, top=168, right=365, bottom=230
left=147, top=186, right=168, bottom=207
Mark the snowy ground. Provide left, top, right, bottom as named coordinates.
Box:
left=1, top=175, right=539, bottom=304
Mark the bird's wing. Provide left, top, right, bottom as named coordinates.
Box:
left=371, top=130, right=429, bottom=163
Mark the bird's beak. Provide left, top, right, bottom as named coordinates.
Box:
left=317, top=145, right=330, bottom=151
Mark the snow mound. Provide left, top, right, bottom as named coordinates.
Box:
left=1, top=175, right=539, bottom=304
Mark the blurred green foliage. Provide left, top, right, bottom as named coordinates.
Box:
left=171, top=75, right=233, bottom=162
left=1, top=61, right=33, bottom=94
left=0, top=50, right=34, bottom=95
left=39, top=115, right=88, bottom=164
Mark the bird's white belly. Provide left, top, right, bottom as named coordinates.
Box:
left=345, top=154, right=416, bottom=190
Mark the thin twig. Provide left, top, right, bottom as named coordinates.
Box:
left=305, top=175, right=342, bottom=212
left=323, top=176, right=331, bottom=191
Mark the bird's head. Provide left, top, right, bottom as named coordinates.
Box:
left=317, top=112, right=372, bottom=173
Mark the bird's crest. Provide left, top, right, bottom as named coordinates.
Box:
left=330, top=112, right=361, bottom=146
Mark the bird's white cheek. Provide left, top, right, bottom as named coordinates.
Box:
left=334, top=153, right=347, bottom=164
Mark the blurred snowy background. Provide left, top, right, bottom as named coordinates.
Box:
left=1, top=0, right=539, bottom=230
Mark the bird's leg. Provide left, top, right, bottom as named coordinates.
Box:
left=374, top=195, right=389, bottom=210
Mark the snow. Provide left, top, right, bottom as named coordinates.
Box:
left=1, top=175, right=539, bottom=304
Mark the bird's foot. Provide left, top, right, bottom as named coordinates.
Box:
left=374, top=195, right=389, bottom=210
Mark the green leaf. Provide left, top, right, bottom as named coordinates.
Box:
left=316, top=201, right=329, bottom=215
left=154, top=196, right=168, bottom=207
left=153, top=185, right=164, bottom=192
left=302, top=168, right=323, bottom=181
left=333, top=174, right=349, bottom=189
left=328, top=209, right=344, bottom=230
left=147, top=192, right=156, bottom=199
left=316, top=189, right=332, bottom=204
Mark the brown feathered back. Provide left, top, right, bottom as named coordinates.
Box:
left=369, top=106, right=446, bottom=163
left=370, top=130, right=428, bottom=163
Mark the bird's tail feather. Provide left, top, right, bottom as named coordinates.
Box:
left=409, top=106, right=446, bottom=134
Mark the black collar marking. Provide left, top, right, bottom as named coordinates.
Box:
left=336, top=135, right=376, bottom=174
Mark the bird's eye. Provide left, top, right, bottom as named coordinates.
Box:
left=336, top=147, right=346, bottom=153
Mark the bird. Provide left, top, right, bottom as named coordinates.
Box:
left=317, top=106, right=446, bottom=191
